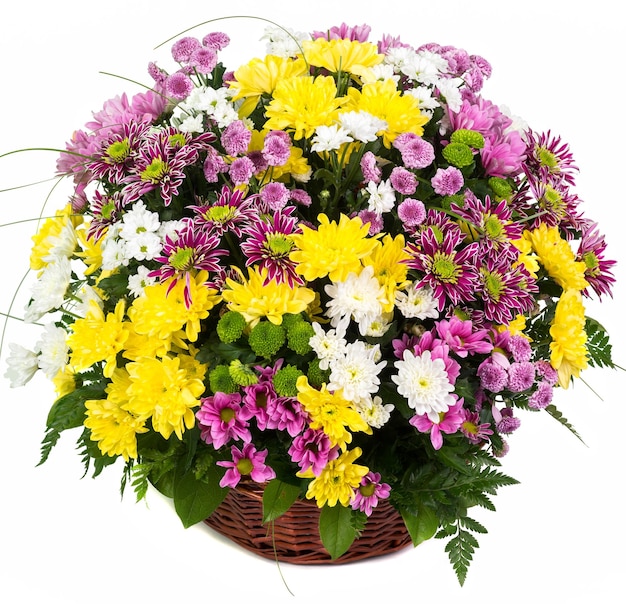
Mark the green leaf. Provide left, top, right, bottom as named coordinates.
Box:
left=319, top=505, right=357, bottom=560
left=262, top=479, right=301, bottom=523
left=46, top=385, right=103, bottom=432
left=173, top=466, right=228, bottom=528
left=401, top=503, right=439, bottom=547
left=545, top=404, right=586, bottom=444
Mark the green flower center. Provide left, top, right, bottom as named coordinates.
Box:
left=539, top=185, right=565, bottom=218
left=169, top=133, right=187, bottom=148
left=106, top=139, right=131, bottom=163
left=536, top=145, right=558, bottom=170
left=220, top=407, right=236, bottom=423
left=484, top=215, right=504, bottom=240
left=101, top=201, right=116, bottom=220
left=582, top=251, right=599, bottom=275
left=169, top=247, right=194, bottom=271
left=141, top=157, right=169, bottom=183
left=236, top=458, right=254, bottom=475
left=265, top=233, right=293, bottom=257
left=481, top=268, right=504, bottom=301
left=359, top=483, right=376, bottom=497
left=205, top=205, right=236, bottom=223
left=432, top=253, right=459, bottom=283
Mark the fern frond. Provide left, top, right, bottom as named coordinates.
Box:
left=545, top=404, right=586, bottom=444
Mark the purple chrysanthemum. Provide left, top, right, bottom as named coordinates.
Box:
left=477, top=358, right=508, bottom=393
left=241, top=208, right=303, bottom=286
left=260, top=181, right=290, bottom=212
left=406, top=227, right=479, bottom=311
left=528, top=381, right=554, bottom=410
left=390, top=166, right=418, bottom=195
left=221, top=120, right=252, bottom=156
left=507, top=361, right=535, bottom=392
left=311, top=23, right=371, bottom=42
left=523, top=129, right=579, bottom=187
left=121, top=127, right=215, bottom=206
left=217, top=443, right=276, bottom=488
left=171, top=36, right=201, bottom=62
left=431, top=166, right=464, bottom=196
left=495, top=407, right=521, bottom=434
left=165, top=70, right=195, bottom=100
left=262, top=130, right=292, bottom=167
left=358, top=209, right=384, bottom=235
left=149, top=218, right=227, bottom=307
left=360, top=151, right=381, bottom=183
left=202, top=32, right=230, bottom=50
left=576, top=221, right=617, bottom=299
left=393, top=133, right=435, bottom=169
left=86, top=190, right=124, bottom=241
left=228, top=155, right=256, bottom=185
left=190, top=185, right=257, bottom=238
left=189, top=47, right=218, bottom=74
left=196, top=391, right=251, bottom=450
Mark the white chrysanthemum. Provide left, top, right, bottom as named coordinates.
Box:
left=309, top=322, right=347, bottom=370
left=124, top=231, right=162, bottom=262
left=128, top=265, right=158, bottom=298
left=434, top=77, right=464, bottom=113
left=406, top=86, right=440, bottom=113
left=101, top=233, right=128, bottom=271
left=327, top=341, right=386, bottom=402
left=355, top=395, right=394, bottom=429
left=392, top=349, right=455, bottom=421
left=4, top=343, right=39, bottom=387
left=35, top=323, right=68, bottom=379
left=364, top=313, right=394, bottom=338
left=395, top=282, right=439, bottom=319
left=311, top=124, right=353, bottom=152
left=261, top=25, right=308, bottom=57
left=365, top=179, right=396, bottom=214
left=324, top=266, right=387, bottom=335
left=24, top=257, right=72, bottom=322
left=119, top=200, right=160, bottom=239
left=338, top=111, right=387, bottom=143
left=361, top=64, right=399, bottom=85
left=175, top=114, right=204, bottom=134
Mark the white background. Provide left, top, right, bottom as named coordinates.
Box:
left=1, top=2, right=624, bottom=602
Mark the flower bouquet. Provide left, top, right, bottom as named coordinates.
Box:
left=3, top=18, right=618, bottom=585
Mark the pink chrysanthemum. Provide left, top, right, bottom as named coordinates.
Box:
left=171, top=36, right=201, bottom=62
left=431, top=166, right=464, bottom=196
left=86, top=190, right=125, bottom=241
left=262, top=130, right=292, bottom=167
left=217, top=443, right=276, bottom=488
left=361, top=151, right=382, bottom=183
left=393, top=133, right=435, bottom=169
left=288, top=427, right=339, bottom=475
left=410, top=395, right=465, bottom=450
left=528, top=381, right=554, bottom=409
left=221, top=120, right=252, bottom=156
left=460, top=408, right=493, bottom=445
left=523, top=129, right=579, bottom=187
left=397, top=198, right=426, bottom=231
left=165, top=71, right=194, bottom=100
left=390, top=166, right=418, bottom=195
left=196, top=391, right=251, bottom=450
left=202, top=32, right=230, bottom=50
left=434, top=316, right=494, bottom=358
left=311, top=23, right=371, bottom=41
left=350, top=471, right=391, bottom=516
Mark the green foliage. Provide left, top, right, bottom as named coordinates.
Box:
left=545, top=404, right=585, bottom=444
left=262, top=479, right=302, bottom=523
left=585, top=317, right=614, bottom=368
left=439, top=518, right=480, bottom=586
left=173, top=465, right=229, bottom=528
left=319, top=504, right=358, bottom=560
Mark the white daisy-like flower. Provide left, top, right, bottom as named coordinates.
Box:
left=309, top=321, right=348, bottom=370
left=392, top=349, right=456, bottom=421
left=175, top=113, right=205, bottom=134
left=365, top=179, right=396, bottom=214
left=324, top=266, right=387, bottom=335
left=395, top=282, right=439, bottom=319
left=363, top=313, right=394, bottom=338
left=4, top=343, right=39, bottom=387
left=355, top=395, right=394, bottom=429
left=119, top=200, right=160, bottom=240
left=361, top=64, right=399, bottom=85
left=434, top=77, right=464, bottom=113
left=35, top=323, right=69, bottom=379
left=24, top=256, right=72, bottom=322
left=327, top=341, right=386, bottom=402
left=338, top=111, right=387, bottom=144
left=128, top=265, right=158, bottom=298
left=261, top=25, right=308, bottom=58
left=101, top=230, right=128, bottom=271
left=42, top=219, right=78, bottom=264
left=311, top=124, right=353, bottom=152
left=73, top=283, right=103, bottom=317
left=124, top=231, right=162, bottom=262
left=406, top=85, right=440, bottom=113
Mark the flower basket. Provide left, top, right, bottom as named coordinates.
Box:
left=204, top=480, right=412, bottom=563
left=2, top=15, right=619, bottom=587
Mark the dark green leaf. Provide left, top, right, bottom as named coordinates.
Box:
left=319, top=505, right=357, bottom=560
left=262, top=479, right=301, bottom=523
left=173, top=466, right=228, bottom=528
left=401, top=503, right=439, bottom=547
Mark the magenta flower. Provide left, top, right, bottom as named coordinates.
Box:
left=522, top=129, right=579, bottom=187
left=460, top=408, right=493, bottom=445
left=217, top=443, right=276, bottom=488
left=406, top=227, right=479, bottom=311
left=268, top=396, right=308, bottom=436
left=576, top=221, right=617, bottom=299
left=390, top=166, right=418, bottom=195
left=350, top=472, right=392, bottom=516
left=196, top=391, right=251, bottom=450
left=86, top=190, right=124, bottom=241
left=431, top=166, right=464, bottom=196
left=190, top=185, right=257, bottom=238
left=262, top=130, right=292, bottom=167
left=480, top=131, right=526, bottom=178
left=203, top=147, right=230, bottom=182
left=165, top=71, right=194, bottom=100
left=393, top=133, right=435, bottom=169
left=397, top=198, right=426, bottom=231
left=149, top=218, right=227, bottom=307
left=311, top=23, right=371, bottom=41
left=410, top=395, right=465, bottom=450
left=221, top=120, right=252, bottom=156
left=360, top=151, right=382, bottom=183
left=434, top=316, right=494, bottom=358
left=288, top=428, right=338, bottom=475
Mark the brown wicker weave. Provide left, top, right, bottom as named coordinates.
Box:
left=203, top=481, right=413, bottom=564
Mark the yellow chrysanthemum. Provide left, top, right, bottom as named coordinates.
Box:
left=74, top=224, right=103, bottom=276
left=67, top=299, right=128, bottom=378
left=346, top=78, right=429, bottom=147
left=52, top=365, right=76, bottom=398
left=362, top=233, right=411, bottom=313
left=290, top=213, right=379, bottom=282
left=300, top=447, right=369, bottom=508
left=296, top=376, right=370, bottom=450
left=122, top=328, right=172, bottom=361
left=525, top=224, right=588, bottom=291
left=229, top=55, right=308, bottom=117
left=301, top=38, right=383, bottom=78
left=549, top=289, right=588, bottom=389
left=496, top=314, right=529, bottom=338
left=222, top=266, right=316, bottom=327
left=84, top=397, right=148, bottom=461
left=511, top=236, right=539, bottom=279
left=264, top=74, right=348, bottom=140
left=128, top=271, right=221, bottom=343
left=30, top=203, right=82, bottom=271
left=123, top=355, right=205, bottom=440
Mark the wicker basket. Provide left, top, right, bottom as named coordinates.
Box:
left=203, top=481, right=413, bottom=564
